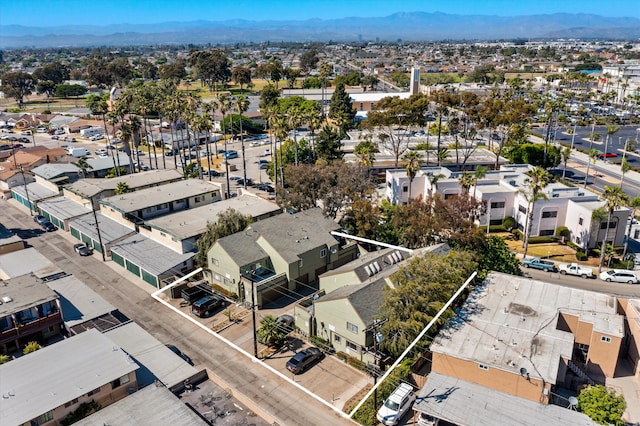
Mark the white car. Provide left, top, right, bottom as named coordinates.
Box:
left=90, top=134, right=104, bottom=141
left=599, top=270, right=639, bottom=284
left=377, top=383, right=415, bottom=425
left=249, top=141, right=261, bottom=147
left=95, top=149, right=107, bottom=156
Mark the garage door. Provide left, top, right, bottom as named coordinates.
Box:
left=259, top=281, right=287, bottom=307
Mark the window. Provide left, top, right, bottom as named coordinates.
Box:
left=195, top=197, right=201, bottom=202
left=334, top=335, right=341, bottom=343
left=112, top=374, right=130, bottom=389
left=539, top=229, right=555, bottom=236
left=601, top=336, right=611, bottom=343
left=478, top=363, right=489, bottom=370
left=30, top=411, right=54, bottom=425
left=299, top=258, right=303, bottom=267
left=402, top=186, right=408, bottom=193
left=87, top=386, right=101, bottom=397
left=346, top=341, right=360, bottom=352
left=359, top=102, right=363, bottom=110
left=346, top=322, right=358, bottom=334
left=518, top=205, right=527, bottom=214
left=444, top=193, right=457, bottom=200
left=387, top=181, right=391, bottom=188
left=579, top=217, right=584, bottom=225
left=490, top=201, right=505, bottom=209
left=320, top=249, right=327, bottom=258
left=0, top=316, right=11, bottom=331
left=64, top=398, right=79, bottom=408
left=541, top=211, right=558, bottom=218
left=600, top=221, right=617, bottom=229
left=211, top=258, right=219, bottom=266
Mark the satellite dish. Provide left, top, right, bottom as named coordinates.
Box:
left=519, top=367, right=527, bottom=376
left=568, top=396, right=578, bottom=410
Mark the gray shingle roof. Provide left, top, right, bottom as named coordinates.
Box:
left=317, top=278, right=387, bottom=325
left=216, top=228, right=269, bottom=267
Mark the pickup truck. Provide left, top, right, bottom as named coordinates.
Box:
left=558, top=263, right=594, bottom=279
left=522, top=257, right=558, bottom=272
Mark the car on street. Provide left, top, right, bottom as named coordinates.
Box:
left=236, top=178, right=253, bottom=186
left=73, top=243, right=93, bottom=256
left=55, top=129, right=65, bottom=135
left=18, top=137, right=30, bottom=143
left=599, top=270, right=639, bottom=284
left=166, top=344, right=194, bottom=365
left=21, top=130, right=32, bottom=135
left=249, top=141, right=261, bottom=147
left=599, top=152, right=618, bottom=159
left=137, top=163, right=150, bottom=171
left=90, top=134, right=105, bottom=141
left=377, top=383, right=416, bottom=426
left=257, top=183, right=275, bottom=193
left=286, top=347, right=323, bottom=374
left=263, top=148, right=271, bottom=156
left=95, top=149, right=107, bottom=156
left=51, top=135, right=60, bottom=140
left=191, top=294, right=226, bottom=318
left=206, top=169, right=222, bottom=177
left=36, top=127, right=48, bottom=133
left=64, top=136, right=77, bottom=142
left=34, top=215, right=56, bottom=232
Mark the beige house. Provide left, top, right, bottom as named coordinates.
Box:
left=0, top=328, right=139, bottom=426
left=414, top=272, right=634, bottom=425
left=204, top=208, right=358, bottom=307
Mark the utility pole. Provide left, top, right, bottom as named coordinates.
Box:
left=90, top=196, right=106, bottom=262
left=18, top=165, right=33, bottom=216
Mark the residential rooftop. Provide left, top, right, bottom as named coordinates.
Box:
left=110, top=234, right=195, bottom=276
left=0, top=247, right=62, bottom=280
left=30, top=163, right=79, bottom=180
left=69, top=211, right=135, bottom=243
left=37, top=196, right=91, bottom=219
left=64, top=169, right=183, bottom=198
left=10, top=181, right=59, bottom=201
left=430, top=272, right=624, bottom=385
left=145, top=194, right=281, bottom=240
left=100, top=179, right=222, bottom=214
left=0, top=273, right=59, bottom=317
left=0, top=328, right=139, bottom=426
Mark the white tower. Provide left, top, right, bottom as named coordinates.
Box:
left=409, top=67, right=420, bottom=95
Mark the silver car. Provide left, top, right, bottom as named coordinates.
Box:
left=599, top=270, right=639, bottom=284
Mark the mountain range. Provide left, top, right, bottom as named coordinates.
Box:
left=1, top=12, right=639, bottom=48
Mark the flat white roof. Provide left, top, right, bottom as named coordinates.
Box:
left=0, top=247, right=62, bottom=280
left=11, top=182, right=59, bottom=201
left=0, top=273, right=58, bottom=317
left=37, top=196, right=91, bottom=220
left=45, top=275, right=116, bottom=328
left=105, top=322, right=198, bottom=387
left=414, top=372, right=596, bottom=426
left=430, top=272, right=624, bottom=384
left=0, top=329, right=139, bottom=426
left=100, top=179, right=222, bottom=213
left=110, top=234, right=194, bottom=276
left=350, top=92, right=411, bottom=102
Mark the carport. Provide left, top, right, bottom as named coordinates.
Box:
left=68, top=211, right=135, bottom=256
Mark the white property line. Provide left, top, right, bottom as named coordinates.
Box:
left=330, top=231, right=414, bottom=254
left=150, top=268, right=353, bottom=422
left=348, top=271, right=478, bottom=418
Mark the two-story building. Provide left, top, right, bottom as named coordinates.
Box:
left=0, top=328, right=139, bottom=426
left=413, top=272, right=629, bottom=425
left=204, top=208, right=358, bottom=307
left=386, top=165, right=630, bottom=249
left=0, top=273, right=64, bottom=355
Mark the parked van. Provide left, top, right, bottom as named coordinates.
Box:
left=80, top=127, right=103, bottom=138
left=376, top=382, right=415, bottom=425
left=68, top=147, right=89, bottom=157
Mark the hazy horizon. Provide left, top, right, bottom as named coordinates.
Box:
left=3, top=0, right=639, bottom=27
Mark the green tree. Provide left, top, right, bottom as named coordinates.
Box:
left=458, top=171, right=474, bottom=195
left=597, top=186, right=628, bottom=273
left=195, top=209, right=253, bottom=265
left=561, top=146, right=571, bottom=179
left=314, top=126, right=343, bottom=161
left=158, top=59, right=187, bottom=82
left=328, top=83, right=356, bottom=133
left=620, top=157, right=630, bottom=191
left=23, top=341, right=42, bottom=355
left=401, top=150, right=423, bottom=200
left=115, top=182, right=132, bottom=195
left=379, top=250, right=478, bottom=357
left=73, top=158, right=93, bottom=178
left=583, top=148, right=600, bottom=189
left=299, top=49, right=319, bottom=73
left=189, top=49, right=231, bottom=92
left=354, top=139, right=378, bottom=169
left=257, top=315, right=286, bottom=347
left=231, top=66, right=252, bottom=92
left=85, top=54, right=113, bottom=88
left=0, top=71, right=35, bottom=108
left=259, top=83, right=280, bottom=110
left=477, top=236, right=522, bottom=278
left=577, top=385, right=626, bottom=426
left=55, top=84, right=87, bottom=98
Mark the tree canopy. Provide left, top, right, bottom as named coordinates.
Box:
left=0, top=71, right=35, bottom=108
left=195, top=209, right=253, bottom=265
left=577, top=385, right=626, bottom=426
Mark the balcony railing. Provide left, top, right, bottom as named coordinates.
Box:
left=0, top=312, right=62, bottom=344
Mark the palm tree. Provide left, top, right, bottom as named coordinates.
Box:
left=257, top=315, right=285, bottom=347
left=73, top=158, right=93, bottom=178
left=623, top=196, right=640, bottom=259
left=597, top=186, right=629, bottom=273
left=354, top=139, right=378, bottom=172
left=472, top=165, right=487, bottom=199
left=286, top=105, right=303, bottom=166
left=521, top=166, right=550, bottom=259
left=401, top=150, right=423, bottom=200
left=234, top=95, right=250, bottom=188
left=620, top=157, right=630, bottom=191
left=427, top=173, right=445, bottom=197
left=218, top=94, right=232, bottom=197
left=436, top=148, right=448, bottom=167
left=603, top=125, right=620, bottom=157
left=458, top=171, right=474, bottom=196
left=583, top=148, right=600, bottom=189
left=306, top=107, right=323, bottom=161
left=561, top=147, right=571, bottom=179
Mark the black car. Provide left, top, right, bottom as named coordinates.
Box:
left=191, top=294, right=226, bottom=318
left=166, top=344, right=194, bottom=365
left=286, top=347, right=323, bottom=374
left=257, top=183, right=275, bottom=193
left=40, top=220, right=56, bottom=232
left=73, top=243, right=93, bottom=256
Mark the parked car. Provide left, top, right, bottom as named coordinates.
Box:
left=276, top=314, right=295, bottom=331
left=21, top=130, right=32, bottom=135
left=137, top=163, right=150, bottom=171
left=90, top=134, right=104, bottom=141
left=521, top=257, right=558, bottom=272
left=223, top=150, right=238, bottom=159
left=36, top=127, right=48, bottom=133
left=206, top=169, right=222, bottom=177
left=166, top=344, right=194, bottom=365
left=18, top=137, right=30, bottom=143
left=599, top=270, right=639, bottom=284
left=95, top=149, right=107, bottom=156
left=599, top=152, right=618, bottom=159
left=249, top=141, right=261, bottom=147
left=286, top=347, right=323, bottom=374
left=191, top=294, right=226, bottom=318
left=34, top=215, right=55, bottom=232
left=558, top=263, right=594, bottom=278
left=417, top=412, right=440, bottom=426
left=181, top=285, right=207, bottom=304
left=73, top=243, right=93, bottom=256
left=257, top=183, right=275, bottom=193
left=376, top=383, right=416, bottom=426
left=236, top=178, right=253, bottom=186
left=55, top=129, right=65, bottom=135
left=51, top=135, right=60, bottom=140
left=263, top=148, right=271, bottom=156
left=64, top=136, right=77, bottom=142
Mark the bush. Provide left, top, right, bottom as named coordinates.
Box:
left=42, top=109, right=51, bottom=114
left=336, top=352, right=367, bottom=371
left=528, top=236, right=556, bottom=244
left=61, top=401, right=101, bottom=425
left=23, top=341, right=41, bottom=355
left=512, top=229, right=523, bottom=240
left=488, top=225, right=506, bottom=232
left=0, top=354, right=10, bottom=365
left=556, top=226, right=570, bottom=239
left=502, top=216, right=516, bottom=230
left=576, top=250, right=588, bottom=261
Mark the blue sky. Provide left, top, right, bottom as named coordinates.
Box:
left=3, top=0, right=638, bottom=26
